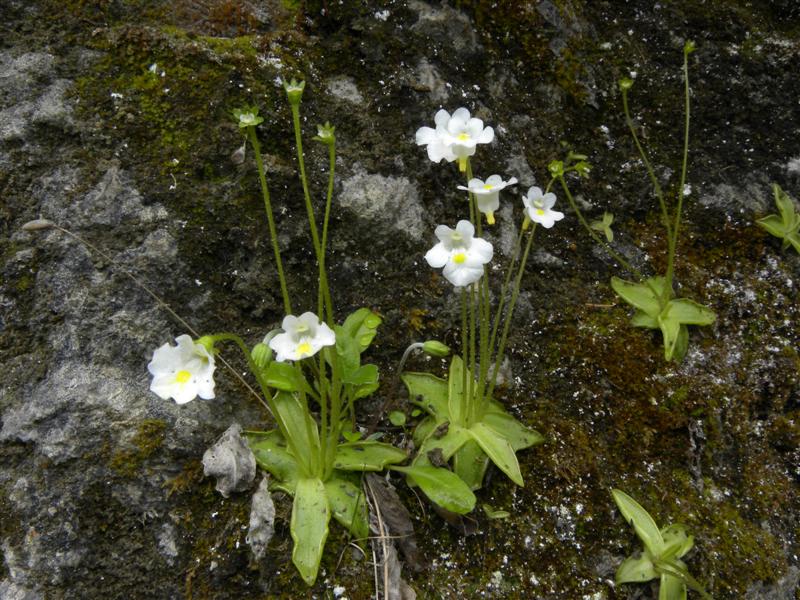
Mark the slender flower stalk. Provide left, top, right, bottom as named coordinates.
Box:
left=246, top=127, right=293, bottom=315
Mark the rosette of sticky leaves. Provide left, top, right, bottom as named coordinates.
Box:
left=402, top=356, right=544, bottom=495
left=612, top=489, right=712, bottom=600
left=611, top=276, right=716, bottom=362
left=245, top=309, right=405, bottom=585
left=757, top=184, right=800, bottom=253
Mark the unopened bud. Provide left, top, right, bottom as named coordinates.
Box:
left=422, top=340, right=450, bottom=358
left=251, top=342, right=273, bottom=370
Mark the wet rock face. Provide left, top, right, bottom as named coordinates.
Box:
left=1, top=1, right=799, bottom=598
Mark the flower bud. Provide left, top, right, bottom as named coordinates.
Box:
left=251, top=342, right=273, bottom=370
left=618, top=78, right=634, bottom=92
left=282, top=78, right=306, bottom=105
left=422, top=340, right=450, bottom=358
left=548, top=160, right=565, bottom=178
left=196, top=336, right=216, bottom=354
left=233, top=107, right=263, bottom=129
left=684, top=40, right=696, bottom=54
left=313, top=122, right=336, bottom=145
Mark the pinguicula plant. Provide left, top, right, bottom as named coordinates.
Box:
left=553, top=41, right=716, bottom=362
left=148, top=81, right=470, bottom=586
left=402, top=107, right=551, bottom=502
left=612, top=489, right=712, bottom=600
left=757, top=183, right=800, bottom=253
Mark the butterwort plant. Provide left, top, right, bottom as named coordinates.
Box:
left=147, top=81, right=468, bottom=586
left=554, top=42, right=716, bottom=362
left=400, top=106, right=558, bottom=504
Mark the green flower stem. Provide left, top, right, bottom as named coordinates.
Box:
left=460, top=287, right=469, bottom=425
left=207, top=333, right=314, bottom=475
left=468, top=283, right=478, bottom=423
left=621, top=89, right=671, bottom=243
left=289, top=104, right=334, bottom=323
left=318, top=139, right=337, bottom=324
left=486, top=224, right=536, bottom=402
left=464, top=158, right=476, bottom=225
left=246, top=128, right=292, bottom=315
left=663, top=48, right=693, bottom=305
left=317, top=352, right=329, bottom=480
left=324, top=348, right=343, bottom=480
left=558, top=174, right=643, bottom=278
left=487, top=219, right=525, bottom=372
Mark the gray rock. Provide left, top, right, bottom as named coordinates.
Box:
left=745, top=566, right=800, bottom=600
left=327, top=76, right=364, bottom=105
left=246, top=475, right=275, bottom=561
left=202, top=423, right=257, bottom=497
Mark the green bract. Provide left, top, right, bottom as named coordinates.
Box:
left=757, top=184, right=800, bottom=253
left=612, top=489, right=712, bottom=600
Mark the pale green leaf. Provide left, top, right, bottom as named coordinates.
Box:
left=616, top=552, right=658, bottom=584
left=388, top=410, right=406, bottom=427
left=757, top=214, right=792, bottom=239
left=412, top=414, right=439, bottom=447
left=265, top=362, right=313, bottom=394
left=393, top=465, right=476, bottom=514
left=631, top=309, right=659, bottom=329
left=659, top=573, right=687, bottom=600
left=482, top=503, right=510, bottom=519
left=340, top=308, right=382, bottom=352
left=661, top=524, right=694, bottom=559
left=611, top=277, right=663, bottom=318
left=611, top=489, right=664, bottom=555
left=324, top=472, right=368, bottom=542
left=291, top=478, right=330, bottom=586
left=413, top=424, right=470, bottom=468
left=273, top=391, right=319, bottom=477
left=655, top=558, right=713, bottom=600
left=453, top=439, right=490, bottom=490
left=334, top=325, right=361, bottom=376
left=773, top=184, right=798, bottom=227
left=333, top=441, right=407, bottom=471
left=786, top=231, right=800, bottom=253
left=484, top=403, right=545, bottom=451
left=448, top=356, right=466, bottom=425
left=658, top=313, right=682, bottom=362
left=343, top=363, right=378, bottom=386
left=401, top=372, right=449, bottom=418
left=247, top=429, right=299, bottom=493
left=467, top=422, right=523, bottom=486
left=665, top=299, right=716, bottom=326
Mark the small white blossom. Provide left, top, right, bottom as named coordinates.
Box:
left=457, top=174, right=518, bottom=225
left=415, top=108, right=494, bottom=171
left=425, top=220, right=493, bottom=287
left=148, top=335, right=216, bottom=404
left=522, top=186, right=564, bottom=229
left=269, top=312, right=336, bottom=362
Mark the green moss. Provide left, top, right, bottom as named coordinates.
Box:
left=109, top=418, right=167, bottom=476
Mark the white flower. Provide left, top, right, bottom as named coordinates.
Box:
left=148, top=335, right=216, bottom=404
left=457, top=174, right=518, bottom=225
left=424, top=220, right=494, bottom=287
left=522, top=186, right=564, bottom=229
left=268, top=312, right=336, bottom=362
left=415, top=108, right=494, bottom=171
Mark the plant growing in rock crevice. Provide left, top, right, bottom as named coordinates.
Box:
left=554, top=42, right=716, bottom=362
left=757, top=183, right=800, bottom=253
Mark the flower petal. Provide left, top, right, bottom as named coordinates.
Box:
left=434, top=109, right=451, bottom=127
left=470, top=237, right=494, bottom=263
left=425, top=243, right=450, bottom=268
left=454, top=220, right=475, bottom=240
left=478, top=126, right=494, bottom=144
left=452, top=107, right=471, bottom=122
left=415, top=126, right=437, bottom=146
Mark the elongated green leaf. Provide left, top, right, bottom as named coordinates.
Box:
left=674, top=324, right=689, bottom=362
left=265, top=362, right=312, bottom=394
left=786, top=231, right=800, bottom=253
left=247, top=430, right=299, bottom=493
left=341, top=308, right=382, bottom=352
left=611, top=489, right=664, bottom=555
left=393, top=465, right=476, bottom=514
left=413, top=423, right=469, bottom=468
left=611, top=276, right=663, bottom=318
left=757, top=214, right=792, bottom=238
left=334, top=325, right=361, bottom=377
left=661, top=524, right=694, bottom=559
left=325, top=472, right=368, bottom=542
left=616, top=552, right=658, bottom=584
left=274, top=391, right=319, bottom=476
left=484, top=403, right=544, bottom=450
left=655, top=558, right=712, bottom=600
left=774, top=184, right=798, bottom=227
left=333, top=441, right=407, bottom=471
left=665, top=299, right=716, bottom=326
left=343, top=363, right=378, bottom=386
left=659, top=573, right=688, bottom=600
left=631, top=309, right=659, bottom=329
left=467, top=422, right=523, bottom=486
left=448, top=356, right=466, bottom=425
left=658, top=313, right=683, bottom=362
left=453, top=439, right=489, bottom=490
left=402, top=372, right=449, bottom=418
left=291, top=478, right=330, bottom=586
left=412, top=414, right=439, bottom=447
